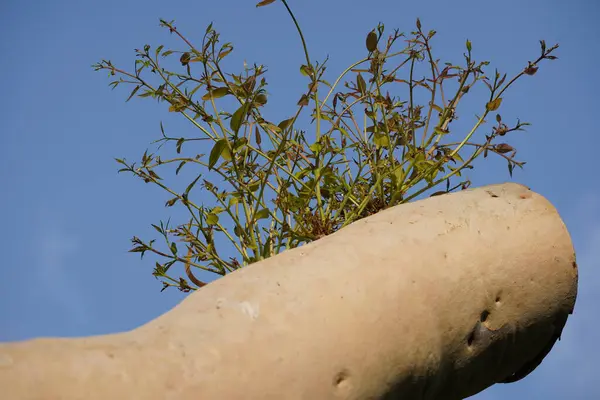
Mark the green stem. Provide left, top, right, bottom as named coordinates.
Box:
left=280, top=0, right=311, bottom=67
left=280, top=0, right=326, bottom=220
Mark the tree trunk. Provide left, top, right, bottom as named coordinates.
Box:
left=0, top=182, right=578, bottom=399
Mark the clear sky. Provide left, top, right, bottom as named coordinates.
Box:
left=1, top=0, right=598, bottom=398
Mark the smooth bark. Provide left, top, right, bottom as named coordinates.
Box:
left=0, top=183, right=578, bottom=399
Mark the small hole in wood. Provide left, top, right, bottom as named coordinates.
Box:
left=480, top=310, right=490, bottom=322
left=334, top=370, right=350, bottom=389
left=467, top=331, right=475, bottom=347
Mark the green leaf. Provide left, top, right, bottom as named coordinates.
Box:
left=486, top=98, right=503, bottom=111
left=165, top=197, right=179, bottom=207
left=202, top=87, right=230, bottom=100
left=234, top=225, right=243, bottom=237
left=170, top=242, right=178, bottom=255
left=153, top=262, right=165, bottom=277
left=218, top=44, right=233, bottom=60
left=278, top=118, right=294, bottom=132
left=206, top=213, right=219, bottom=225
left=255, top=93, right=268, bottom=106
left=256, top=0, right=276, bottom=6
left=148, top=170, right=162, bottom=180
left=297, top=94, right=309, bottom=106
left=357, top=73, right=367, bottom=95
left=184, top=174, right=202, bottom=197
left=255, top=126, right=262, bottom=145
left=180, top=52, right=191, bottom=66
left=366, top=31, right=378, bottom=52
left=176, top=161, right=187, bottom=175
left=126, top=85, right=140, bottom=102
left=230, top=104, right=247, bottom=133
left=208, top=144, right=221, bottom=170
left=151, top=224, right=162, bottom=234
left=208, top=140, right=224, bottom=169
left=294, top=169, right=309, bottom=180
left=262, top=236, right=272, bottom=259
left=129, top=245, right=147, bottom=254
left=309, top=142, right=322, bottom=153
left=221, top=141, right=232, bottom=161
left=262, top=123, right=282, bottom=133
left=176, top=138, right=184, bottom=154
left=255, top=208, right=270, bottom=221
left=208, top=139, right=232, bottom=169
left=212, top=206, right=225, bottom=214
left=233, top=137, right=248, bottom=153
left=138, top=90, right=153, bottom=98
left=393, top=165, right=405, bottom=182
left=300, top=65, right=311, bottom=77
left=248, top=180, right=260, bottom=192
left=466, top=39, right=472, bottom=52
left=373, top=133, right=389, bottom=148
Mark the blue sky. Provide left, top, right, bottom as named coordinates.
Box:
left=1, top=0, right=598, bottom=398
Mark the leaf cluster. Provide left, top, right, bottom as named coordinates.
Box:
left=93, top=0, right=558, bottom=291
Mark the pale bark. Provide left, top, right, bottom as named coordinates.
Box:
left=0, top=183, right=578, bottom=399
